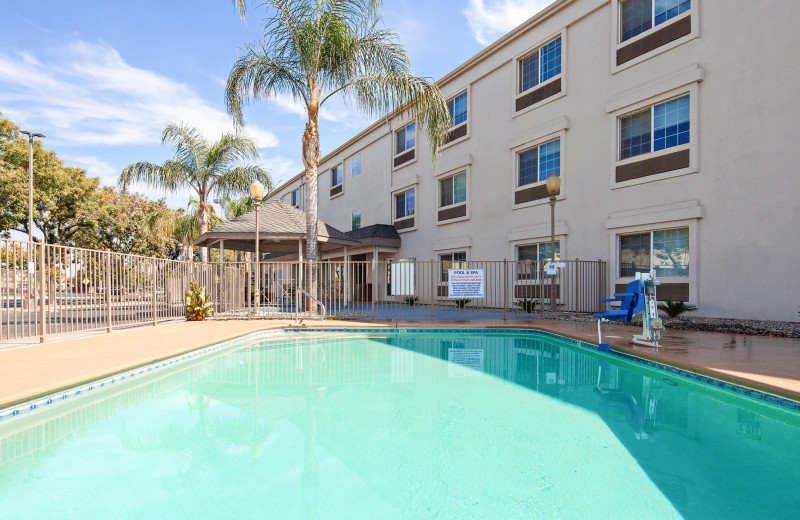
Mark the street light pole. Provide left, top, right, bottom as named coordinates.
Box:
left=545, top=174, right=561, bottom=313
left=249, top=181, right=265, bottom=317
left=19, top=131, right=45, bottom=244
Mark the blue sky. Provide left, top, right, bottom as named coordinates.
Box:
left=0, top=0, right=553, bottom=211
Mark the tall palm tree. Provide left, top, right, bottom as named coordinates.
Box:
left=119, top=123, right=272, bottom=262
left=145, top=200, right=224, bottom=261
left=225, top=0, right=451, bottom=299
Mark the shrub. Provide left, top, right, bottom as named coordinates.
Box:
left=657, top=300, right=697, bottom=318
left=514, top=298, right=538, bottom=313
left=453, top=298, right=471, bottom=309
left=404, top=295, right=420, bottom=306
left=185, top=282, right=214, bottom=321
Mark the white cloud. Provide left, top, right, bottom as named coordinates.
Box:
left=261, top=154, right=304, bottom=188
left=0, top=41, right=280, bottom=150
left=463, top=0, right=555, bottom=45
left=60, top=155, right=117, bottom=184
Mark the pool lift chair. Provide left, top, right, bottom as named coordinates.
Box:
left=594, top=271, right=664, bottom=351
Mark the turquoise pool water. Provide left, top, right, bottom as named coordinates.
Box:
left=1, top=330, right=799, bottom=519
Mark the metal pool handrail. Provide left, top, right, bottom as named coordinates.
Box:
left=295, top=288, right=326, bottom=322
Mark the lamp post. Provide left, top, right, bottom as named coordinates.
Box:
left=249, top=181, right=265, bottom=315
left=545, top=174, right=561, bottom=313
left=19, top=131, right=45, bottom=244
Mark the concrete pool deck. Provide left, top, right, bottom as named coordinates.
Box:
left=1, top=318, right=799, bottom=409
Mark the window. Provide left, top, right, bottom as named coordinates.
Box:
left=519, top=37, right=561, bottom=93
left=351, top=209, right=361, bottom=231
left=620, top=0, right=691, bottom=42
left=352, top=154, right=361, bottom=177
left=620, top=94, right=689, bottom=160
left=619, top=227, right=688, bottom=277
left=447, top=92, right=468, bottom=127
left=396, top=122, right=415, bottom=154
left=517, top=242, right=560, bottom=280
left=290, top=188, right=301, bottom=208
left=518, top=139, right=560, bottom=187
left=439, top=252, right=466, bottom=282
left=331, top=164, right=343, bottom=187
left=395, top=188, right=415, bottom=219
left=440, top=171, right=466, bottom=207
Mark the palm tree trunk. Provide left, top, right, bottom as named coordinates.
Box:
left=302, top=104, right=321, bottom=302
left=198, top=197, right=210, bottom=263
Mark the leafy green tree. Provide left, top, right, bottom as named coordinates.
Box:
left=225, top=0, right=450, bottom=298
left=69, top=187, right=182, bottom=257
left=220, top=194, right=255, bottom=220
left=118, top=123, right=271, bottom=262
left=144, top=200, right=224, bottom=261
left=0, top=114, right=100, bottom=244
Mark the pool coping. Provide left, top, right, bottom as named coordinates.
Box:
left=2, top=326, right=798, bottom=424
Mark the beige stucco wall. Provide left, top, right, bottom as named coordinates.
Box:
left=268, top=0, right=800, bottom=322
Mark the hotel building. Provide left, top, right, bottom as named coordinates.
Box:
left=265, top=0, right=800, bottom=322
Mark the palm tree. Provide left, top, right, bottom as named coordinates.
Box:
left=119, top=123, right=272, bottom=262
left=145, top=200, right=224, bottom=261
left=220, top=194, right=255, bottom=220
left=225, top=0, right=451, bottom=299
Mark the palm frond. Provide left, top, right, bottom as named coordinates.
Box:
left=212, top=165, right=272, bottom=199
left=118, top=161, right=189, bottom=193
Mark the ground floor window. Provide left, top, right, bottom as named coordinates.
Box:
left=439, top=251, right=466, bottom=281
left=619, top=227, right=688, bottom=277
left=517, top=241, right=560, bottom=279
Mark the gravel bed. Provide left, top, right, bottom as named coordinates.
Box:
left=533, top=311, right=800, bottom=339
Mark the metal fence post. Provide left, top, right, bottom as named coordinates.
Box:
left=152, top=256, right=157, bottom=326
left=503, top=259, right=508, bottom=321
left=38, top=242, right=46, bottom=343
left=371, top=255, right=377, bottom=321
left=430, top=261, right=435, bottom=320
left=105, top=249, right=112, bottom=332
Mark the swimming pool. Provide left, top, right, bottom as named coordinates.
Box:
left=1, top=329, right=798, bottom=519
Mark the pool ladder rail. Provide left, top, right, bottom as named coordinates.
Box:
left=295, top=288, right=327, bottom=322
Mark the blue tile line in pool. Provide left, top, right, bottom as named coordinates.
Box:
left=1, top=328, right=798, bottom=423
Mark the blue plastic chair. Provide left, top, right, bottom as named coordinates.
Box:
left=594, top=279, right=644, bottom=322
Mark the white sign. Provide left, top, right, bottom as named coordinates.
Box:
left=545, top=262, right=566, bottom=276
left=448, top=348, right=485, bottom=377
left=447, top=269, right=485, bottom=298
left=390, top=262, right=415, bottom=296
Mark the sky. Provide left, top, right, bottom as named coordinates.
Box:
left=0, top=0, right=554, bottom=213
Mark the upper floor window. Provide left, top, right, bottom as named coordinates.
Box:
left=331, top=164, right=343, bottom=187
left=447, top=92, right=468, bottom=127
left=351, top=209, right=361, bottom=231
left=519, top=36, right=561, bottom=94
left=395, top=188, right=415, bottom=219
left=620, top=0, right=690, bottom=42
left=352, top=154, right=361, bottom=177
left=619, top=227, right=689, bottom=277
left=620, top=94, right=689, bottom=160
left=440, top=171, right=466, bottom=208
left=396, top=122, right=415, bottom=154
left=290, top=187, right=301, bottom=208
left=518, top=139, right=561, bottom=187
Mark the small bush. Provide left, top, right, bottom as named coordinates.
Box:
left=185, top=282, right=214, bottom=321
left=658, top=300, right=697, bottom=318
left=404, top=295, right=420, bottom=306
left=453, top=298, right=471, bottom=309
left=514, top=298, right=538, bottom=313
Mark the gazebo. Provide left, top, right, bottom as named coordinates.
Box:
left=193, top=200, right=401, bottom=307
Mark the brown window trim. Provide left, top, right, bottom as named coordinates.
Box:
left=393, top=148, right=415, bottom=167
left=617, top=15, right=692, bottom=66
left=437, top=204, right=467, bottom=222
left=616, top=282, right=688, bottom=302
left=394, top=217, right=415, bottom=230
left=616, top=149, right=690, bottom=183
left=444, top=124, right=468, bottom=145
left=516, top=78, right=562, bottom=112
left=514, top=184, right=559, bottom=205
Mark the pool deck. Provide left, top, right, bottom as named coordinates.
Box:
left=1, top=318, right=799, bottom=409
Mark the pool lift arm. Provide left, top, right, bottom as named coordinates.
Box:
left=632, top=272, right=664, bottom=348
